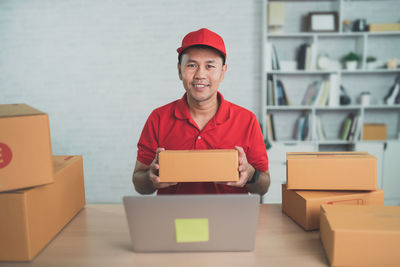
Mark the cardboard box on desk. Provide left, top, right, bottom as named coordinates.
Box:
left=286, top=152, right=377, bottom=190
left=0, top=104, right=53, bottom=192
left=0, top=155, right=86, bottom=261
left=281, top=184, right=384, bottom=230
left=320, top=205, right=400, bottom=267
left=159, top=149, right=239, bottom=182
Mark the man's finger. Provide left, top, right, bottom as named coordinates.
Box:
left=154, top=147, right=165, bottom=163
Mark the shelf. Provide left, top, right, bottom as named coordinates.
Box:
left=341, top=69, right=400, bottom=74
left=268, top=70, right=336, bottom=74
left=268, top=69, right=400, bottom=75
left=268, top=31, right=400, bottom=38
left=266, top=105, right=312, bottom=111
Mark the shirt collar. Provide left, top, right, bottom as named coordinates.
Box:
left=174, top=91, right=231, bottom=125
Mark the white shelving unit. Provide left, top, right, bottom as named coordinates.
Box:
left=262, top=0, right=400, bottom=204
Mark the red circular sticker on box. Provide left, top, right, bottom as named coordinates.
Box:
left=0, top=143, right=12, bottom=168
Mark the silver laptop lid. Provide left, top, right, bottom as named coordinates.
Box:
left=123, top=194, right=260, bottom=252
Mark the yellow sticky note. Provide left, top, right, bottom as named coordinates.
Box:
left=175, top=218, right=209, bottom=243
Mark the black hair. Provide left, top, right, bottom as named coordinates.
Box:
left=178, top=44, right=226, bottom=65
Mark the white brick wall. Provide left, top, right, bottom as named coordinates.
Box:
left=0, top=0, right=263, bottom=203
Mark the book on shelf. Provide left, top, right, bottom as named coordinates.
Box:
left=301, top=80, right=330, bottom=106
left=339, top=113, right=360, bottom=141
left=293, top=113, right=310, bottom=141
left=267, top=75, right=289, bottom=106
left=297, top=44, right=308, bottom=70
left=266, top=42, right=280, bottom=70
left=267, top=113, right=276, bottom=141
left=316, top=80, right=330, bottom=107
left=297, top=43, right=316, bottom=70
left=347, top=115, right=361, bottom=141
left=316, top=115, right=327, bottom=141
left=383, top=74, right=400, bottom=105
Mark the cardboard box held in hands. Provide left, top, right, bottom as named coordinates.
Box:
left=159, top=149, right=239, bottom=182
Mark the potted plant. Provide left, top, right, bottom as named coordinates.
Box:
left=342, top=52, right=360, bottom=70
left=366, top=56, right=377, bottom=70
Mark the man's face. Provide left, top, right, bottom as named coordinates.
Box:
left=178, top=47, right=227, bottom=105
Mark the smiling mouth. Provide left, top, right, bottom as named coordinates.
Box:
left=192, top=84, right=210, bottom=88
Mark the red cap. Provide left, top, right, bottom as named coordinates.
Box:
left=177, top=28, right=226, bottom=60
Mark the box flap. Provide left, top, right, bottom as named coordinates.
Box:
left=52, top=155, right=82, bottom=174
left=297, top=189, right=383, bottom=199
left=0, top=104, right=44, bottom=118
left=287, top=151, right=371, bottom=160
left=321, top=205, right=400, bottom=231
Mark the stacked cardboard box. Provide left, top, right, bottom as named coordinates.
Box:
left=281, top=151, right=391, bottom=265
left=282, top=152, right=385, bottom=230
left=0, top=104, right=85, bottom=261
left=320, top=205, right=400, bottom=266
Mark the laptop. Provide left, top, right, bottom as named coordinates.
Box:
left=123, top=194, right=260, bottom=252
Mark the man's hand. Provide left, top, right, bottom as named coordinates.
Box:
left=149, top=148, right=177, bottom=189
left=226, top=146, right=255, bottom=187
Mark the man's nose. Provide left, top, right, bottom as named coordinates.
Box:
left=194, top=65, right=206, bottom=79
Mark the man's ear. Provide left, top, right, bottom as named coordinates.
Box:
left=220, top=64, right=228, bottom=81
left=177, top=63, right=183, bottom=80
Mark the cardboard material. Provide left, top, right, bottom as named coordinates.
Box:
left=0, top=155, right=85, bottom=261
left=286, top=152, right=377, bottom=190
left=320, top=205, right=400, bottom=267
left=369, top=23, right=400, bottom=32
left=281, top=184, right=384, bottom=230
left=0, top=104, right=53, bottom=192
left=159, top=149, right=239, bottom=182
left=363, top=123, right=387, bottom=140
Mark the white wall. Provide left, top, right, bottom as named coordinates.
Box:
left=0, top=0, right=263, bottom=203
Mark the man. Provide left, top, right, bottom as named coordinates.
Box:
left=133, top=28, right=270, bottom=195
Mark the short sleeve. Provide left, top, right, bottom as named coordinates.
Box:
left=246, top=116, right=269, bottom=172
left=137, top=111, right=159, bottom=166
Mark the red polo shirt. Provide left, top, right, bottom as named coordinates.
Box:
left=137, top=92, right=268, bottom=194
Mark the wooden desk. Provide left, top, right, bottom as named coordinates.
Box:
left=0, top=204, right=329, bottom=266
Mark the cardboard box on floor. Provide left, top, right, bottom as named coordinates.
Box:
left=0, top=155, right=85, bottom=261
left=286, top=152, right=377, bottom=190
left=159, top=149, right=239, bottom=182
left=320, top=205, right=400, bottom=267
left=281, top=184, right=384, bottom=230
left=0, top=104, right=53, bottom=192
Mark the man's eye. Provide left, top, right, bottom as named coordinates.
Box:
left=187, top=64, right=196, bottom=68
left=207, top=65, right=216, bottom=68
